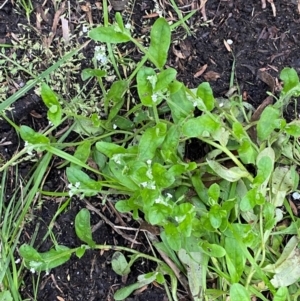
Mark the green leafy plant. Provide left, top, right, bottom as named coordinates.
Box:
left=17, top=12, right=300, bottom=301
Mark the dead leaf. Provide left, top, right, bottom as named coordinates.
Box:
left=172, top=44, right=186, bottom=59
left=30, top=110, right=43, bottom=118
left=81, top=2, right=93, bottom=24
left=60, top=16, right=69, bottom=44
left=257, top=69, right=275, bottom=93
left=203, top=70, right=221, bottom=81
left=289, top=198, right=298, bottom=216
left=194, top=64, right=208, bottom=78
left=52, top=1, right=66, bottom=35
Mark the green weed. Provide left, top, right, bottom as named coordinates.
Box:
left=8, top=13, right=300, bottom=301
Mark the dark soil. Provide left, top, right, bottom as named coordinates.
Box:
left=1, top=0, right=300, bottom=300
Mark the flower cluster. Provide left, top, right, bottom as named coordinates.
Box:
left=94, top=45, right=108, bottom=65
left=68, top=182, right=84, bottom=199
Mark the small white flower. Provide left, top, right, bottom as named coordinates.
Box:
left=292, top=192, right=300, bottom=200
left=113, top=124, right=117, bottom=129
left=112, top=154, right=122, bottom=164
left=140, top=181, right=156, bottom=190
left=149, top=181, right=156, bottom=190
left=174, top=215, right=185, bottom=223
left=151, top=94, right=158, bottom=103
left=166, top=193, right=172, bottom=199
left=96, top=53, right=108, bottom=64
left=82, top=25, right=88, bottom=33
left=125, top=23, right=131, bottom=29
left=226, top=39, right=233, bottom=45
left=24, top=141, right=34, bottom=155
left=146, top=159, right=152, bottom=165
left=155, top=195, right=169, bottom=206
left=15, top=258, right=21, bottom=264
left=95, top=46, right=100, bottom=51
left=30, top=268, right=36, bottom=274
left=147, top=75, right=157, bottom=89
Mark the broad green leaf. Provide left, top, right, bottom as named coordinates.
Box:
left=168, top=84, right=194, bottom=123
left=200, top=241, right=226, bottom=258
left=174, top=203, right=195, bottom=236
left=20, top=125, right=50, bottom=145
left=112, top=115, right=134, bottom=130
left=81, top=68, right=106, bottom=80
left=280, top=67, right=300, bottom=94
left=108, top=160, right=140, bottom=191
left=230, top=283, right=250, bottom=301
left=89, top=26, right=130, bottom=43
left=273, top=287, right=288, bottom=301
left=114, top=283, right=141, bottom=300
left=96, top=141, right=126, bottom=158
left=75, top=209, right=96, bottom=247
left=182, top=115, right=220, bottom=138
left=71, top=141, right=91, bottom=168
left=128, top=162, right=150, bottom=186
left=20, top=244, right=71, bottom=272
left=207, top=159, right=250, bottom=182
left=254, top=152, right=274, bottom=187
left=75, top=246, right=86, bottom=259
left=232, top=122, right=248, bottom=140
left=114, top=272, right=158, bottom=300
left=208, top=183, right=220, bottom=202
left=148, top=18, right=171, bottom=68
left=155, top=68, right=177, bottom=92
left=285, top=120, right=300, bottom=137
left=111, top=251, right=131, bottom=276
left=196, top=82, right=215, bottom=111
left=152, top=163, right=175, bottom=188
left=155, top=272, right=165, bottom=284
left=256, top=106, right=282, bottom=141
left=66, top=167, right=102, bottom=196
left=225, top=237, right=246, bottom=282
left=115, top=12, right=125, bottom=32
left=115, top=198, right=139, bottom=213
left=240, top=187, right=265, bottom=211
left=161, top=125, right=181, bottom=161
left=137, top=67, right=156, bottom=106
left=271, top=166, right=298, bottom=206
left=178, top=249, right=203, bottom=300
left=164, top=223, right=181, bottom=251
left=238, top=139, right=257, bottom=164
left=19, top=244, right=43, bottom=263
left=41, top=83, right=62, bottom=126
left=263, top=202, right=277, bottom=230
left=106, top=80, right=128, bottom=103
left=147, top=204, right=170, bottom=225
left=208, top=204, right=226, bottom=229
left=138, top=122, right=167, bottom=161
left=0, top=291, right=13, bottom=301
left=73, top=116, right=104, bottom=136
